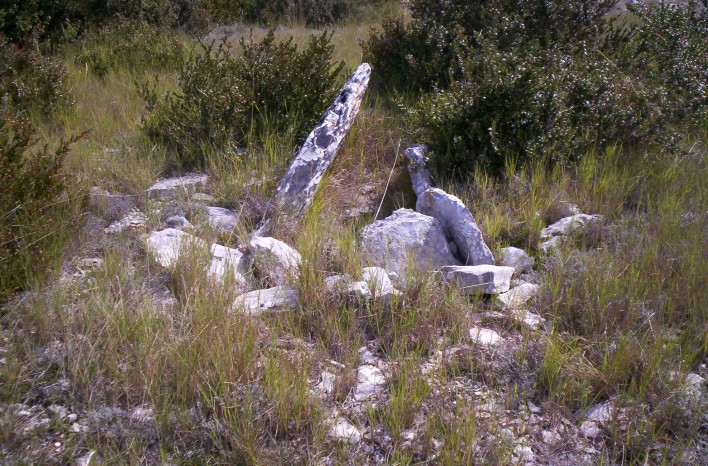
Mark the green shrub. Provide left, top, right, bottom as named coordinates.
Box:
left=0, top=40, right=72, bottom=118
left=140, top=30, right=344, bottom=168
left=75, top=21, right=189, bottom=78
left=0, top=111, right=82, bottom=302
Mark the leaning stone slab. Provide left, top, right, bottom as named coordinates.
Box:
left=231, top=286, right=299, bottom=316
left=496, top=283, right=540, bottom=308
left=360, top=208, right=460, bottom=281
left=143, top=228, right=251, bottom=289
left=248, top=236, right=302, bottom=286
left=271, top=63, right=371, bottom=219
left=499, top=246, right=534, bottom=273
left=540, top=214, right=601, bottom=240
left=147, top=174, right=208, bottom=200
left=404, top=144, right=433, bottom=197
left=441, top=264, right=514, bottom=295
left=417, top=188, right=495, bottom=266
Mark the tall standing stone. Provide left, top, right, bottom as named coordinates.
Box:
left=271, top=63, right=371, bottom=221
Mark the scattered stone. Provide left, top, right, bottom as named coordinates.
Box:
left=360, top=267, right=402, bottom=303
left=354, top=364, right=386, bottom=401
left=190, top=192, right=216, bottom=203
left=130, top=406, right=154, bottom=423
left=329, top=416, right=362, bottom=443
left=165, top=215, right=192, bottom=229
left=499, top=247, right=534, bottom=273
left=580, top=420, right=601, bottom=438
left=540, top=214, right=601, bottom=240
left=513, top=444, right=534, bottom=464
left=147, top=174, right=208, bottom=200
left=360, top=209, right=460, bottom=281
left=468, top=327, right=502, bottom=348
left=496, top=283, right=540, bottom=308
left=269, top=63, right=371, bottom=222
left=205, top=206, right=239, bottom=235
left=507, top=309, right=545, bottom=331
left=404, top=144, right=433, bottom=197
left=682, top=372, right=705, bottom=401
left=248, top=236, right=301, bottom=285
left=441, top=264, right=515, bottom=295
left=542, top=429, right=562, bottom=445
left=323, top=274, right=372, bottom=302
left=417, top=188, right=495, bottom=267
left=104, top=209, right=147, bottom=234
left=584, top=400, right=614, bottom=423
left=231, top=286, right=298, bottom=316
left=144, top=228, right=251, bottom=288
left=316, top=371, right=337, bottom=396
left=48, top=405, right=68, bottom=420
left=78, top=258, right=103, bottom=271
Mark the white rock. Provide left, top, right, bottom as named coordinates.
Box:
left=316, top=371, right=336, bottom=395
left=417, top=187, right=495, bottom=266
left=542, top=429, right=561, bottom=445
left=513, top=444, right=534, bottom=463
left=144, top=228, right=251, bottom=288
left=329, top=416, right=362, bottom=443
left=360, top=208, right=460, bottom=281
left=540, top=214, right=601, bottom=240
left=404, top=144, right=433, bottom=197
left=354, top=365, right=386, bottom=401
left=585, top=400, right=614, bottom=423
left=499, top=247, right=534, bottom=273
left=147, top=174, right=208, bottom=200
left=682, top=373, right=705, bottom=400
left=165, top=215, right=192, bottom=229
left=441, top=264, right=515, bottom=295
left=360, top=267, right=402, bottom=303
left=580, top=420, right=601, bottom=438
left=105, top=209, right=147, bottom=234
left=248, top=236, right=301, bottom=286
left=323, top=274, right=371, bottom=302
left=469, top=327, right=502, bottom=348
left=540, top=236, right=563, bottom=254
left=508, top=309, right=545, bottom=331
left=205, top=206, right=238, bottom=235
left=496, top=283, right=540, bottom=308
left=230, top=286, right=298, bottom=316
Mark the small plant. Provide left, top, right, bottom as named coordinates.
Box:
left=0, top=40, right=73, bottom=118
left=0, top=112, right=82, bottom=302
left=140, top=30, right=344, bottom=169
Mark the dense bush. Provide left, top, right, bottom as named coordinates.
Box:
left=0, top=40, right=73, bottom=118
left=140, top=30, right=344, bottom=168
left=0, top=111, right=82, bottom=302
left=364, top=0, right=708, bottom=176
left=75, top=21, right=189, bottom=78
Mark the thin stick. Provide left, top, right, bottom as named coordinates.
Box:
left=374, top=138, right=401, bottom=220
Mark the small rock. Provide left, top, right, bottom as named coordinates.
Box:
left=360, top=267, right=401, bottom=303
left=205, top=206, right=239, bottom=235
left=507, top=309, right=545, bottom=331
left=165, top=215, right=192, bottom=229
left=147, top=174, right=208, bottom=200
left=317, top=372, right=336, bottom=395
left=354, top=365, right=386, bottom=401
left=231, top=286, right=298, bottom=316
left=580, top=420, right=601, bottom=438
left=48, top=405, right=68, bottom=420
left=542, top=429, right=561, bottom=445
left=104, top=209, right=147, bottom=234
left=499, top=247, right=534, bottom=273
left=323, top=274, right=371, bottom=302
left=329, top=416, right=362, bottom=443
left=540, top=236, right=563, bottom=254
left=441, top=264, right=515, bottom=295
left=584, top=400, right=614, bottom=423
left=682, top=372, right=705, bottom=400
left=540, top=214, right=601, bottom=240
left=496, top=283, right=540, bottom=308
left=469, top=327, right=502, bottom=348
left=248, top=236, right=301, bottom=286
left=513, top=444, right=534, bottom=463
left=190, top=192, right=216, bottom=203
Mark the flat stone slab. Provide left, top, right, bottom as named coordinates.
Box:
left=230, top=286, right=298, bottom=316
left=442, top=264, right=515, bottom=295
left=248, top=236, right=301, bottom=286
left=540, top=214, right=601, bottom=240
left=496, top=283, right=540, bottom=308
left=417, top=188, right=495, bottom=266
left=360, top=208, right=460, bottom=281
left=143, top=228, right=251, bottom=289
left=147, top=174, right=208, bottom=200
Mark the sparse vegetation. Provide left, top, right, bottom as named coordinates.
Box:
left=1, top=1, right=706, bottom=464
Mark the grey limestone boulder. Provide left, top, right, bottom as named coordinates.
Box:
left=441, top=264, right=515, bottom=295
left=205, top=206, right=239, bottom=235
left=360, top=208, right=460, bottom=281
left=248, top=236, right=301, bottom=285
left=540, top=214, right=601, bottom=240
left=417, top=188, right=495, bottom=266
left=231, top=286, right=298, bottom=316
